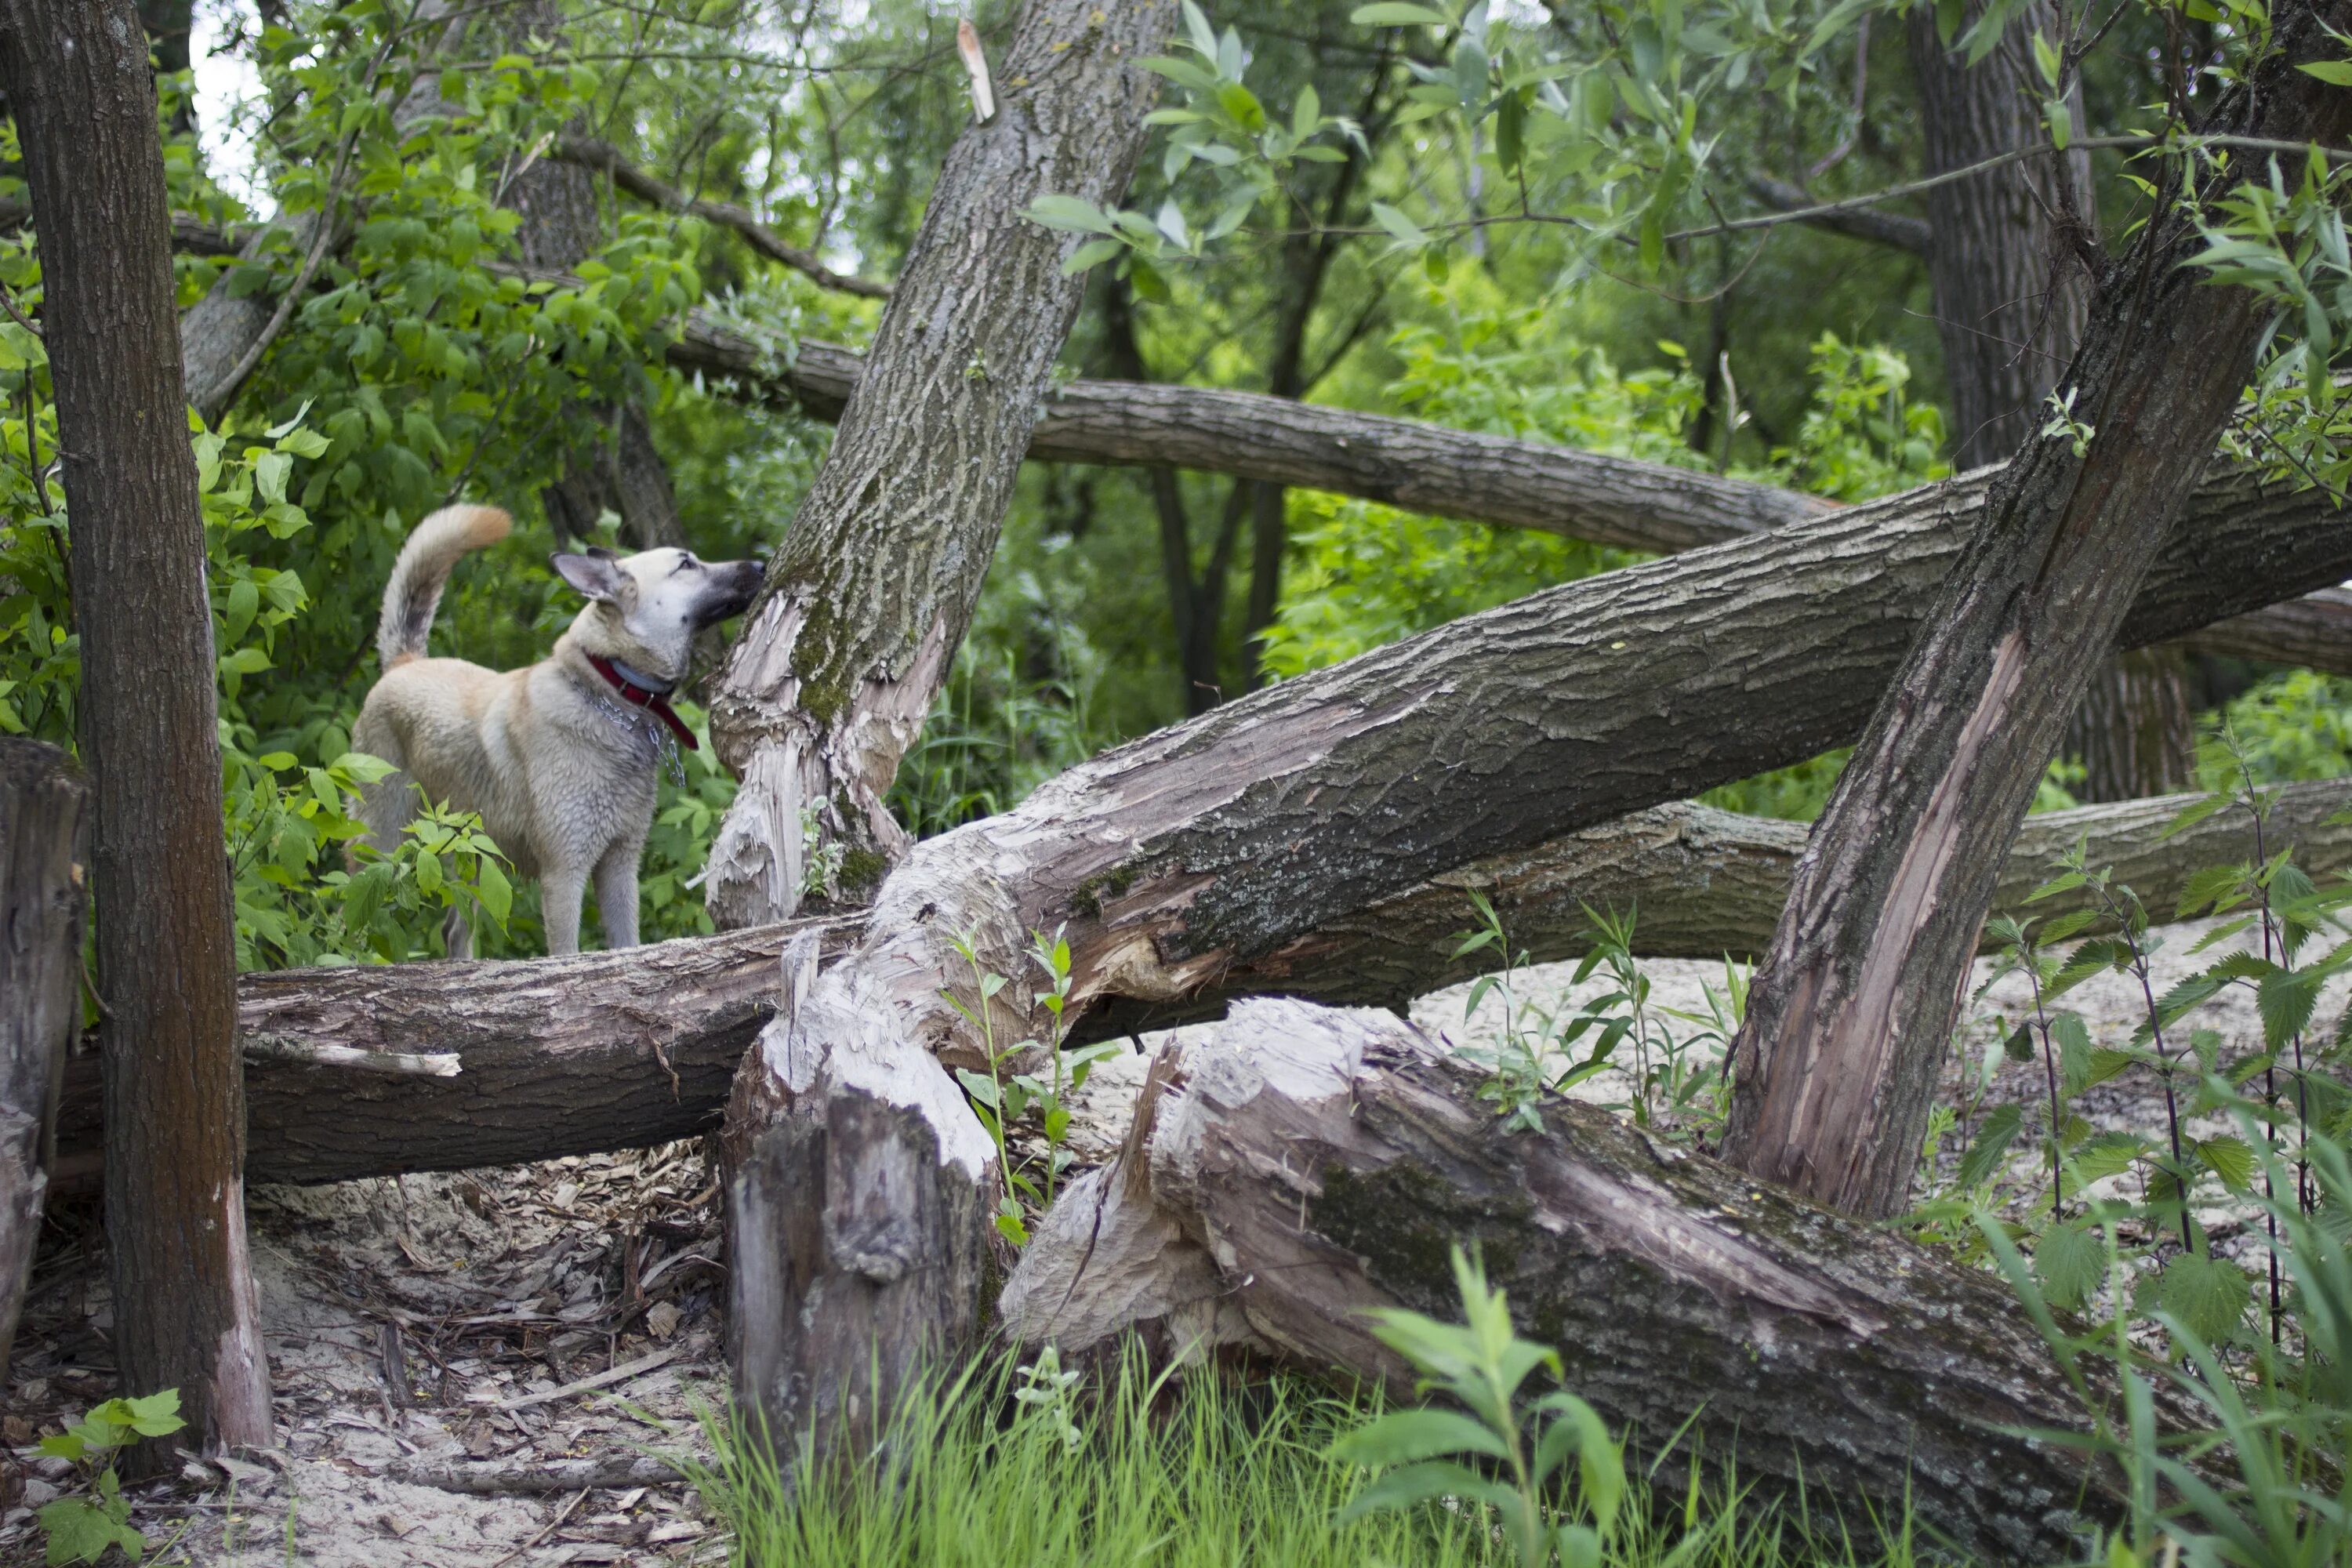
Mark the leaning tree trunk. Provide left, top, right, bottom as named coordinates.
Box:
left=0, top=742, right=85, bottom=1376
left=699, top=0, right=1171, bottom=926
left=1722, top=8, right=2352, bottom=1218
left=48, top=779, right=2342, bottom=1193
left=1001, top=999, right=2181, bottom=1566
left=1, top=0, right=274, bottom=1454
left=713, top=0, right=1176, bottom=1476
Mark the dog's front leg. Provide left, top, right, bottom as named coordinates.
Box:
left=593, top=837, right=641, bottom=949
left=541, top=866, right=588, bottom=957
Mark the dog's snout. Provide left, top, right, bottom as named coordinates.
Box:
left=699, top=559, right=764, bottom=624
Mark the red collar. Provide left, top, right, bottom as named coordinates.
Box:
left=586, top=653, right=699, bottom=751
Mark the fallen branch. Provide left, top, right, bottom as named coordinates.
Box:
left=386, top=1455, right=690, bottom=1494
left=671, top=326, right=2351, bottom=673
left=494, top=1345, right=684, bottom=1410
left=550, top=134, right=891, bottom=299
left=1002, top=997, right=2176, bottom=1565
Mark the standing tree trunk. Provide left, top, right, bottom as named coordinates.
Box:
left=700, top=0, right=1174, bottom=925
left=0, top=742, right=85, bottom=1377
left=1908, top=1, right=2092, bottom=470
left=502, top=4, right=687, bottom=554
left=1722, top=12, right=2352, bottom=1218
left=1911, top=1, right=2194, bottom=797
left=1, top=0, right=274, bottom=1452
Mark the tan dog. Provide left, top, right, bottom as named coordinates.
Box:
left=354, top=505, right=763, bottom=956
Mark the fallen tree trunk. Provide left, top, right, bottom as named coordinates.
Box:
left=677, top=329, right=2350, bottom=674
left=0, top=742, right=85, bottom=1376
left=1000, top=997, right=2161, bottom=1565
left=42, top=779, right=2347, bottom=1185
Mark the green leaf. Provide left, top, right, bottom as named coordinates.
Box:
left=2195, top=1134, right=2257, bottom=1192
left=1369, top=201, right=1428, bottom=247
left=1351, top=2, right=1451, bottom=24
left=1022, top=195, right=1115, bottom=235
left=2159, top=1251, right=2251, bottom=1345
left=2034, top=1220, right=2103, bottom=1310
left=2259, top=965, right=2324, bottom=1051
left=956, top=1068, right=1002, bottom=1110
left=2298, top=59, right=2352, bottom=84
left=2002, top=1020, right=2035, bottom=1063
left=1060, top=238, right=1123, bottom=276
left=2053, top=1012, right=2093, bottom=1095
left=1327, top=1407, right=1508, bottom=1466
left=1955, top=1102, right=2023, bottom=1189
left=39, top=1495, right=136, bottom=1567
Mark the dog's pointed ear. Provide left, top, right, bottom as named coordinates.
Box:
left=552, top=552, right=627, bottom=604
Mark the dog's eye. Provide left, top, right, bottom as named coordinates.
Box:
left=673, top=554, right=699, bottom=575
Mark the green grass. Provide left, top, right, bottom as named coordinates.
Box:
left=682, top=1351, right=1929, bottom=1568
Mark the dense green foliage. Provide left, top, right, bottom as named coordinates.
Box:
left=7, top=0, right=2348, bottom=950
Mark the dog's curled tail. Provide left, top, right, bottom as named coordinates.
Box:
left=377, top=505, right=512, bottom=670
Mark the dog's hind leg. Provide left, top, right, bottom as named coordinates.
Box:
left=592, top=835, right=643, bottom=949
left=541, top=865, right=588, bottom=957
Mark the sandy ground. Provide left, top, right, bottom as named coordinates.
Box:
left=0, top=916, right=2338, bottom=1565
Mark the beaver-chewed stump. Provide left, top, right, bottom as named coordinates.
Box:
left=1004, top=998, right=2155, bottom=1566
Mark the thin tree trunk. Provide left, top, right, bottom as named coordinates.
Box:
left=1002, top=999, right=2185, bottom=1566
left=2063, top=646, right=2196, bottom=800
left=52, top=779, right=2344, bottom=1196
left=699, top=0, right=1174, bottom=927
left=0, top=742, right=85, bottom=1377
left=1099, top=275, right=1223, bottom=714
left=1, top=0, right=273, bottom=1454
left=501, top=4, right=687, bottom=553
left=1722, top=10, right=2352, bottom=1218
left=1909, top=0, right=2093, bottom=470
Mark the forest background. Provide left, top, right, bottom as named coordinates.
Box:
left=2, top=0, right=2343, bottom=967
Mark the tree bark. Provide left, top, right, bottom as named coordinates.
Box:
left=674, top=327, right=2352, bottom=676
left=0, top=742, right=85, bottom=1377
left=42, top=779, right=2349, bottom=1189
left=699, top=0, right=1174, bottom=927
left=2, top=0, right=273, bottom=1454
left=1001, top=999, right=2176, bottom=1566
left=1722, top=10, right=2352, bottom=1218
left=2062, top=647, right=2196, bottom=800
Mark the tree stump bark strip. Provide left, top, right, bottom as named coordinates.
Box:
left=0, top=742, right=86, bottom=1376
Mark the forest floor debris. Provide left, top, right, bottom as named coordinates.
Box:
left=0, top=916, right=2338, bottom=1565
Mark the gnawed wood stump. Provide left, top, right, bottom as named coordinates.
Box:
left=1004, top=997, right=2152, bottom=1564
